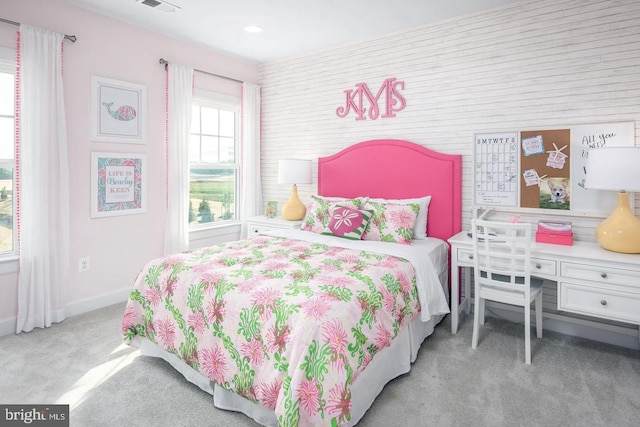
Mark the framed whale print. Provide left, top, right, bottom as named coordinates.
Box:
left=91, top=76, right=146, bottom=144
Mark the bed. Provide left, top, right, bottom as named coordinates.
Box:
left=122, top=139, right=462, bottom=426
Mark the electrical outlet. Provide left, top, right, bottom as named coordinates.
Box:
left=79, top=256, right=90, bottom=272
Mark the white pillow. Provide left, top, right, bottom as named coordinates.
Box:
left=367, top=196, right=431, bottom=239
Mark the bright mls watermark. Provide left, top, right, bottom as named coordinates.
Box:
left=1, top=405, right=69, bottom=426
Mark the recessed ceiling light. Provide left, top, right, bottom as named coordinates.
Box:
left=244, top=25, right=263, bottom=33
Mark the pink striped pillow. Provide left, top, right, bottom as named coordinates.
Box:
left=322, top=206, right=373, bottom=240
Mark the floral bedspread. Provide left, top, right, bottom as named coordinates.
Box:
left=122, top=235, right=424, bottom=427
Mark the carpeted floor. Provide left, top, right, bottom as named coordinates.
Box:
left=1, top=303, right=638, bottom=426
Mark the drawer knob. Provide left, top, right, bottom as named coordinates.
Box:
left=535, top=263, right=541, bottom=269
left=601, top=272, right=608, bottom=279
left=469, top=255, right=474, bottom=260
left=600, top=299, right=607, bottom=306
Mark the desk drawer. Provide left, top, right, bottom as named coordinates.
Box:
left=456, top=248, right=474, bottom=263
left=560, top=262, right=640, bottom=287
left=457, top=248, right=556, bottom=275
left=559, top=281, right=640, bottom=324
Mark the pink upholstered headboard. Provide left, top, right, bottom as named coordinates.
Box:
left=318, top=139, right=462, bottom=243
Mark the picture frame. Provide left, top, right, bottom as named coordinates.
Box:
left=91, top=76, right=146, bottom=144
left=91, top=152, right=147, bottom=217
left=265, top=200, right=278, bottom=218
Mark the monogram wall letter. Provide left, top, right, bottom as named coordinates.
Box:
left=336, top=78, right=406, bottom=120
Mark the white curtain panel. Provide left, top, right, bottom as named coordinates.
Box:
left=240, top=82, right=262, bottom=237
left=16, top=25, right=70, bottom=333
left=163, top=63, right=193, bottom=255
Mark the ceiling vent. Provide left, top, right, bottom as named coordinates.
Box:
left=136, top=0, right=181, bottom=13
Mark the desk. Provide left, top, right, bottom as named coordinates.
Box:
left=448, top=231, right=640, bottom=337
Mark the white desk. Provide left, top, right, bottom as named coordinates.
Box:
left=448, top=231, right=640, bottom=338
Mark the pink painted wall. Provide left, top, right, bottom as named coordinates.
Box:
left=0, top=0, right=258, bottom=327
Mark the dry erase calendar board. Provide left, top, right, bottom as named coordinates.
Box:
left=474, top=122, right=635, bottom=216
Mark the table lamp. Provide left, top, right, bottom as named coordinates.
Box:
left=584, top=146, right=640, bottom=253
left=277, top=159, right=312, bottom=221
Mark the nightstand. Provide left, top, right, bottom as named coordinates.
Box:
left=246, top=215, right=303, bottom=236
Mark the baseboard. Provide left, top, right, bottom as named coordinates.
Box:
left=0, top=287, right=131, bottom=338
left=65, top=287, right=131, bottom=318
left=0, top=316, right=16, bottom=337
left=482, top=301, right=640, bottom=350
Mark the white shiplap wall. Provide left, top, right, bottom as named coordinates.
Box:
left=258, top=0, right=640, bottom=347
left=259, top=0, right=640, bottom=240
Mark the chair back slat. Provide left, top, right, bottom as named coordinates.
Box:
left=471, top=219, right=533, bottom=299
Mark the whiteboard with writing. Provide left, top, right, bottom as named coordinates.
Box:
left=571, top=122, right=635, bottom=213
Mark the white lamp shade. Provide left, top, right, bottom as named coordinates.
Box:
left=584, top=147, right=640, bottom=192
left=277, top=159, right=312, bottom=184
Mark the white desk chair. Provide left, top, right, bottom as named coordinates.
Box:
left=470, top=219, right=543, bottom=364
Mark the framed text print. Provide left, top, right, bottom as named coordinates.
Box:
left=91, top=152, right=147, bottom=217
left=91, top=76, right=146, bottom=143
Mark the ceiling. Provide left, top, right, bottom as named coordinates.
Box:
left=69, top=0, right=521, bottom=63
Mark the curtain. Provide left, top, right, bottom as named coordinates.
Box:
left=240, top=83, right=262, bottom=238
left=16, top=25, right=70, bottom=333
left=163, top=64, right=193, bottom=255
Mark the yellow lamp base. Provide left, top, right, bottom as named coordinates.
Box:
left=281, top=184, right=306, bottom=221
left=596, top=192, right=640, bottom=254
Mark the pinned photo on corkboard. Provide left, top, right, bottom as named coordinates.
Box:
left=540, top=177, right=570, bottom=210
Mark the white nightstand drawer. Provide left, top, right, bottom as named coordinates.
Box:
left=559, top=281, right=640, bottom=324
left=245, top=216, right=303, bottom=236
left=560, top=262, right=640, bottom=287
left=457, top=248, right=556, bottom=275
left=249, top=225, right=272, bottom=235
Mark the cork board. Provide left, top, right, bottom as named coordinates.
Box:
left=520, top=129, right=571, bottom=210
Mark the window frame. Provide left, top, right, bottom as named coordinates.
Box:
left=0, top=50, right=18, bottom=266
left=188, top=90, right=241, bottom=236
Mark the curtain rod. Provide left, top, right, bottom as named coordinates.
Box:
left=159, top=58, right=242, bottom=84
left=0, top=17, right=77, bottom=42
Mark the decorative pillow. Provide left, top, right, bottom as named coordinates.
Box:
left=368, top=196, right=431, bottom=239
left=322, top=205, right=373, bottom=240
left=301, top=195, right=368, bottom=234
left=362, top=200, right=419, bottom=244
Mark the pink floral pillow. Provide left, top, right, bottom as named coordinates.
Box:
left=301, top=195, right=368, bottom=234
left=322, top=206, right=373, bottom=240
left=362, top=200, right=419, bottom=244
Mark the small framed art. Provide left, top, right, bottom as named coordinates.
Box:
left=91, top=76, right=146, bottom=143
left=91, top=152, right=147, bottom=217
left=265, top=201, right=278, bottom=218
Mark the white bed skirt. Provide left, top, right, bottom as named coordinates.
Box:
left=131, top=312, right=443, bottom=426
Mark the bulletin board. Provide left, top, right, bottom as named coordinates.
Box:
left=520, top=129, right=571, bottom=210
left=474, top=122, right=635, bottom=216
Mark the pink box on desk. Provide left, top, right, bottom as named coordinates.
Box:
left=537, top=221, right=572, bottom=235
left=535, top=231, right=573, bottom=246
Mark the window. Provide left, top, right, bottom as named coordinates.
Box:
left=189, top=96, right=240, bottom=228
left=0, top=59, right=16, bottom=257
